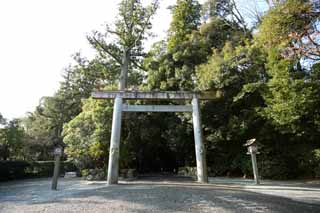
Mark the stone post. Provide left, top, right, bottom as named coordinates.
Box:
left=51, top=147, right=62, bottom=190
left=251, top=151, right=260, bottom=185
left=192, top=97, right=208, bottom=183
left=245, top=139, right=260, bottom=185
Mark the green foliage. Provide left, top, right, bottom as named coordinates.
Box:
left=141, top=0, right=319, bottom=178
left=146, top=0, right=249, bottom=91
left=0, top=113, right=6, bottom=125
left=199, top=16, right=247, bottom=50
left=168, top=0, right=201, bottom=50
left=258, top=0, right=313, bottom=48
left=196, top=41, right=267, bottom=91
left=196, top=41, right=267, bottom=167
left=80, top=168, right=106, bottom=180
left=146, top=0, right=205, bottom=90
left=63, top=99, right=112, bottom=170
left=120, top=112, right=195, bottom=172
left=257, top=0, right=319, bottom=62
left=9, top=0, right=320, bottom=180
left=27, top=161, right=77, bottom=177
left=55, top=0, right=161, bottom=172
left=194, top=0, right=319, bottom=179
left=0, top=119, right=25, bottom=160
left=0, top=161, right=30, bottom=181
left=313, top=149, right=320, bottom=177
left=0, top=160, right=77, bottom=181
left=22, top=111, right=56, bottom=161
left=87, top=0, right=159, bottom=89
left=203, top=0, right=248, bottom=31
left=27, top=161, right=55, bottom=177
left=261, top=50, right=316, bottom=134
left=20, top=53, right=116, bottom=161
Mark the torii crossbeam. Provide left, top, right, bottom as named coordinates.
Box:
left=92, top=90, right=219, bottom=184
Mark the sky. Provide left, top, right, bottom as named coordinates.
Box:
left=0, top=0, right=173, bottom=119
left=0, top=0, right=267, bottom=120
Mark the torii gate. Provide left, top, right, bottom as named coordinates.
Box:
left=92, top=90, right=217, bottom=184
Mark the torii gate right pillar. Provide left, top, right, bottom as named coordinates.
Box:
left=192, top=97, right=208, bottom=183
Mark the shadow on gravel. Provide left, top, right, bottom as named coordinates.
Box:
left=15, top=177, right=320, bottom=213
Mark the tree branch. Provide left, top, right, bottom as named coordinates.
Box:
left=131, top=60, right=147, bottom=71
left=129, top=0, right=159, bottom=49
left=230, top=0, right=247, bottom=33
left=106, top=28, right=121, bottom=37
left=90, top=36, right=122, bottom=65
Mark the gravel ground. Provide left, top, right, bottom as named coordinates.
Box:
left=0, top=176, right=320, bottom=213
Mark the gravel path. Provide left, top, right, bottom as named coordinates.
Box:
left=1, top=176, right=320, bottom=213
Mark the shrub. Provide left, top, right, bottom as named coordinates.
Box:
left=0, top=160, right=78, bottom=181
left=63, top=160, right=78, bottom=173
left=81, top=168, right=106, bottom=180
left=28, top=161, right=78, bottom=177
left=312, top=149, right=320, bottom=178
left=0, top=161, right=30, bottom=181
left=27, top=161, right=55, bottom=177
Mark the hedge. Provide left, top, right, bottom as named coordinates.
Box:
left=0, top=161, right=30, bottom=181
left=0, top=160, right=77, bottom=181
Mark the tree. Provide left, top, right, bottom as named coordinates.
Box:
left=265, top=0, right=286, bottom=7
left=244, top=0, right=320, bottom=178
left=258, top=0, right=320, bottom=62
left=167, top=0, right=202, bottom=50
left=202, top=0, right=248, bottom=32
left=21, top=0, right=320, bottom=179
left=195, top=40, right=267, bottom=176
left=0, top=119, right=25, bottom=160
left=22, top=111, right=53, bottom=161
left=146, top=0, right=251, bottom=90
left=63, top=99, right=113, bottom=170
left=87, top=0, right=159, bottom=90
left=0, top=113, right=6, bottom=125
left=62, top=0, right=160, bottom=174
left=256, top=0, right=320, bottom=137
left=146, top=0, right=207, bottom=90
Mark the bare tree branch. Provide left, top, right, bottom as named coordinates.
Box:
left=231, top=0, right=248, bottom=32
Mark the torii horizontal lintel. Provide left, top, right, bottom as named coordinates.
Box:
left=122, top=104, right=192, bottom=112
left=92, top=90, right=219, bottom=100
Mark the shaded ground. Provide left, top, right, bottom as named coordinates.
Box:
left=1, top=176, right=320, bottom=213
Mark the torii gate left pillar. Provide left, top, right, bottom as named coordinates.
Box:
left=92, top=90, right=218, bottom=184
left=107, top=95, right=123, bottom=184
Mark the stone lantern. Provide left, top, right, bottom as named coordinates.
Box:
left=52, top=146, right=62, bottom=190
left=244, top=138, right=260, bottom=185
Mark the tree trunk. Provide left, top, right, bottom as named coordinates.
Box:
left=119, top=50, right=130, bottom=90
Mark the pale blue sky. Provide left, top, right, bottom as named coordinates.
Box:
left=0, top=0, right=173, bottom=119
left=0, top=0, right=267, bottom=120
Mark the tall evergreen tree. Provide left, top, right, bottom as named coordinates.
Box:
left=87, top=0, right=159, bottom=90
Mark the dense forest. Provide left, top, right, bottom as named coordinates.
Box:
left=1, top=0, right=320, bottom=180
